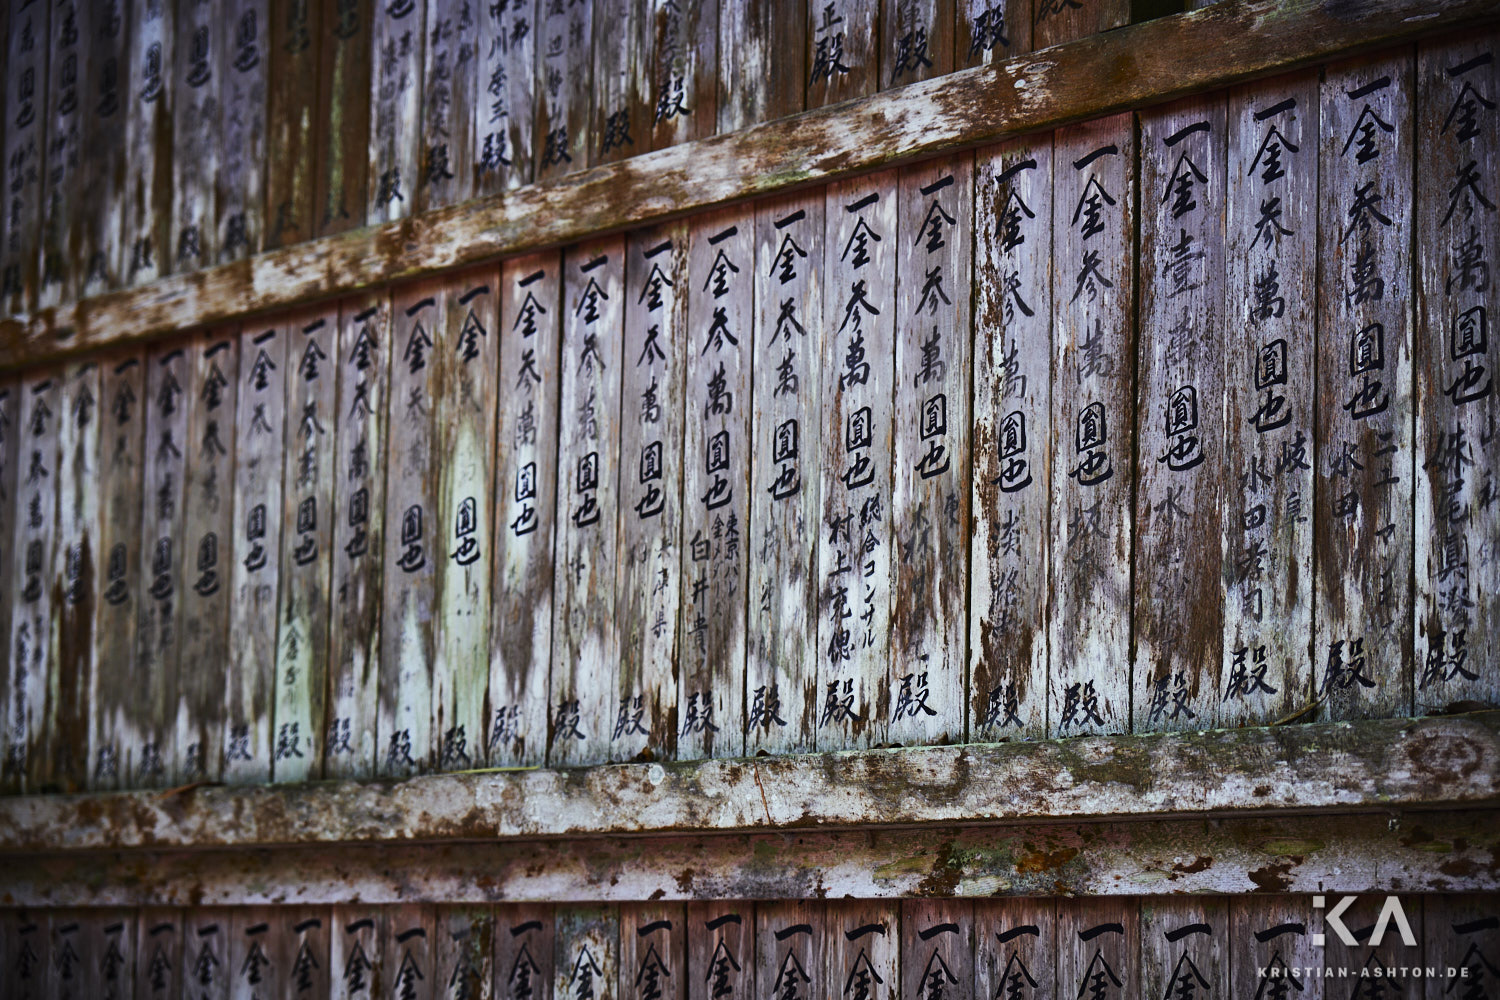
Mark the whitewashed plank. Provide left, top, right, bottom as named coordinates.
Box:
left=474, top=0, right=537, bottom=194
left=314, top=0, right=371, bottom=235
left=79, top=0, right=131, bottom=294
left=1139, top=898, right=1227, bottom=1000
left=331, top=906, right=385, bottom=1000
left=417, top=0, right=476, bottom=212
left=1054, top=899, right=1136, bottom=1000
left=368, top=0, right=426, bottom=223
left=217, top=0, right=269, bottom=261
left=901, top=900, right=972, bottom=1000
left=494, top=905, right=554, bottom=1000
left=620, top=903, right=684, bottom=1000
left=1, top=0, right=49, bottom=312
left=957, top=0, right=1029, bottom=71
left=754, top=901, right=823, bottom=1000
left=37, top=0, right=87, bottom=309
left=686, top=904, right=750, bottom=1000
left=817, top=170, right=897, bottom=751
left=1228, top=896, right=1322, bottom=1000
left=184, top=908, right=232, bottom=1000
left=880, top=0, right=952, bottom=89
left=122, top=0, right=172, bottom=287
left=824, top=900, right=897, bottom=1000
left=972, top=899, right=1054, bottom=1000
left=136, top=909, right=184, bottom=1000
left=170, top=0, right=219, bottom=272
left=647, top=0, right=715, bottom=151
left=439, top=906, right=495, bottom=1000
left=555, top=906, right=618, bottom=1000
left=806, top=0, right=877, bottom=109
left=264, top=0, right=318, bottom=250
left=534, top=0, right=590, bottom=178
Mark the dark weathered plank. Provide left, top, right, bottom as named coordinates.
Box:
left=1316, top=50, right=1415, bottom=720
left=535, top=0, right=590, bottom=179
left=438, top=905, right=494, bottom=1000
left=0, top=378, right=17, bottom=790
left=1320, top=894, right=1422, bottom=1000
left=807, top=0, right=877, bottom=109
left=90, top=909, right=135, bottom=1000
left=648, top=0, right=716, bottom=151
left=715, top=0, right=803, bottom=133
left=1031, top=0, right=1126, bottom=49
left=228, top=906, right=277, bottom=1000
left=882, top=0, right=954, bottom=89
left=265, top=0, right=321, bottom=250
left=495, top=905, right=554, bottom=1000
left=216, top=0, right=269, bottom=262
left=314, top=0, right=372, bottom=235
left=1139, top=898, right=1226, bottom=1000
left=474, top=0, right=537, bottom=195
left=1, top=0, right=49, bottom=313
left=1228, top=896, right=1321, bottom=1000
left=1423, top=894, right=1497, bottom=1000
left=367, top=0, right=425, bottom=223
left=555, top=906, right=618, bottom=1000
left=957, top=0, right=1030, bottom=70
left=902, top=901, right=972, bottom=1000
left=280, top=908, right=333, bottom=999
left=620, top=903, right=684, bottom=1000
left=757, top=902, right=825, bottom=1000
left=332, top=905, right=386, bottom=1000
left=686, top=903, right=751, bottom=1000
left=970, top=136, right=1051, bottom=742
left=170, top=0, right=219, bottom=272
left=49, top=910, right=84, bottom=1000
left=183, top=907, right=232, bottom=1000
left=37, top=0, right=88, bottom=310
left=121, top=0, right=172, bottom=289
left=77, top=0, right=130, bottom=297
left=135, top=908, right=183, bottom=1000
left=1054, top=899, right=1136, bottom=1000
left=416, top=0, right=476, bottom=212
left=824, top=900, right=897, bottom=1000
left=972, top=899, right=1054, bottom=1000
left=591, top=0, right=649, bottom=166
left=386, top=906, right=438, bottom=1000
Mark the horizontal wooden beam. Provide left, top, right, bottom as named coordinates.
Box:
left=1, top=0, right=1494, bottom=369
left=1, top=713, right=1494, bottom=854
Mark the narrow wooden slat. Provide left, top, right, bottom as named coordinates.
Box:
left=1139, top=898, right=1227, bottom=1000
left=1228, top=895, right=1321, bottom=1000
left=686, top=903, right=751, bottom=1000
left=331, top=905, right=386, bottom=1000
left=615, top=224, right=686, bottom=761
left=416, top=0, right=476, bottom=212
left=8, top=910, right=49, bottom=1000
left=273, top=305, right=339, bottom=781
left=534, top=0, right=590, bottom=179
left=367, top=0, right=426, bottom=223
left=554, top=906, right=618, bottom=1000
left=121, top=0, right=172, bottom=288
left=228, top=907, right=277, bottom=1000
left=92, top=909, right=136, bottom=1000
left=970, top=136, right=1051, bottom=742
left=1047, top=114, right=1134, bottom=737
left=1415, top=29, right=1500, bottom=711
left=78, top=0, right=132, bottom=296
left=756, top=902, right=824, bottom=1000
left=1031, top=0, right=1127, bottom=49
left=1423, top=894, right=1497, bottom=1000
left=386, top=905, right=438, bottom=1000
left=806, top=0, right=878, bottom=109
left=956, top=0, right=1031, bottom=70
left=135, top=909, right=182, bottom=1000
left=1055, top=899, right=1137, bottom=1000
left=747, top=192, right=823, bottom=755
left=215, top=0, right=269, bottom=263
left=901, top=900, right=973, bottom=1000
left=1315, top=50, right=1415, bottom=720
left=881, top=0, right=953, bottom=89
left=495, top=905, right=554, bottom=1000
left=50, top=910, right=85, bottom=1000
left=0, top=379, right=17, bottom=788
left=37, top=0, right=88, bottom=309
left=591, top=0, right=649, bottom=166
left=620, top=903, right=685, bottom=1000
left=824, top=900, right=897, bottom=1000
left=679, top=207, right=751, bottom=760
left=1320, top=895, right=1423, bottom=1000
left=474, top=0, right=537, bottom=194
left=890, top=152, right=972, bottom=747
left=314, top=0, right=372, bottom=235
left=438, top=905, right=495, bottom=1000
left=715, top=0, right=804, bottom=133
left=184, top=907, right=232, bottom=1000
left=1, top=0, right=49, bottom=313
left=265, top=0, right=322, bottom=250
left=972, top=899, right=1054, bottom=1000
left=326, top=291, right=389, bottom=780
left=170, top=0, right=220, bottom=272
left=488, top=252, right=560, bottom=768
left=647, top=0, right=716, bottom=151
left=279, top=908, right=333, bottom=999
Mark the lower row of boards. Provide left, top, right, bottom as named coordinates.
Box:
left=0, top=894, right=1495, bottom=1000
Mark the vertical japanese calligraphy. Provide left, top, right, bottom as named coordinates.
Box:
left=314, top=0, right=372, bottom=236
left=2, top=0, right=49, bottom=312
left=332, top=906, right=385, bottom=1000
left=535, top=0, right=592, bottom=179
left=591, top=0, right=648, bottom=166
left=266, top=0, right=321, bottom=249
left=385, top=906, right=437, bottom=1000
left=755, top=902, right=823, bottom=1000
left=648, top=0, right=716, bottom=151
left=38, top=0, right=87, bottom=309
left=826, top=901, right=897, bottom=1000
left=438, top=906, right=494, bottom=1000
left=184, top=908, right=230, bottom=1000
left=135, top=909, right=183, bottom=1000
left=880, top=0, right=952, bottom=89
left=1139, top=900, right=1225, bottom=1000
left=957, top=0, right=1027, bottom=71
left=475, top=0, right=538, bottom=195
left=620, top=904, right=685, bottom=1000
left=900, top=901, right=973, bottom=1000
left=368, top=0, right=426, bottom=224
left=1056, top=899, right=1136, bottom=1000
left=416, top=0, right=477, bottom=212
left=496, top=905, right=555, bottom=1000
left=806, top=0, right=876, bottom=109
left=555, top=907, right=618, bottom=1000
left=686, top=904, right=749, bottom=1000
left=217, top=0, right=269, bottom=262
left=973, top=899, right=1054, bottom=1000
left=1227, top=896, right=1318, bottom=1000
left=171, top=0, right=220, bottom=272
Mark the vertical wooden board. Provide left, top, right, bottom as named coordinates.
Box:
left=550, top=239, right=625, bottom=766
left=332, top=907, right=387, bottom=1000
left=38, top=0, right=88, bottom=309
left=880, top=0, right=952, bottom=90
left=122, top=0, right=173, bottom=288
left=555, top=907, right=618, bottom=1000
left=1316, top=51, right=1415, bottom=720
left=215, top=0, right=269, bottom=262
left=589, top=0, right=646, bottom=166
left=495, top=905, right=555, bottom=1000
left=973, top=899, right=1055, bottom=1000
left=1228, top=896, right=1321, bottom=1000
left=416, top=0, right=476, bottom=212
left=47, top=357, right=101, bottom=791
left=1139, top=899, right=1227, bottom=1000
left=78, top=0, right=132, bottom=295
left=971, top=137, right=1051, bottom=743
left=620, top=904, right=685, bottom=1000
left=1, top=0, right=48, bottom=313
left=279, top=909, right=333, bottom=1000
left=1221, top=72, right=1319, bottom=727
left=385, top=908, right=438, bottom=1000
left=615, top=225, right=686, bottom=762
left=806, top=0, right=877, bottom=110
left=92, top=910, right=137, bottom=1000
left=136, top=910, right=184, bottom=1000
left=680, top=208, right=752, bottom=760
left=901, top=901, right=973, bottom=1000
left=6, top=373, right=60, bottom=792
left=7, top=910, right=49, bottom=1000
left=715, top=0, right=804, bottom=134
left=474, top=0, right=537, bottom=194
left=367, top=0, right=425, bottom=223
left=1030, top=0, right=1126, bottom=51
left=1320, top=895, right=1422, bottom=1000
left=1135, top=95, right=1227, bottom=732
left=747, top=192, right=822, bottom=755
left=314, top=0, right=372, bottom=235
left=0, top=379, right=17, bottom=789
left=228, top=908, right=278, bottom=1000
left=647, top=0, right=715, bottom=151
left=223, top=321, right=287, bottom=785
left=1054, top=899, right=1137, bottom=1000
left=1423, top=894, right=1498, bottom=1000
left=818, top=170, right=897, bottom=751
left=176, top=331, right=240, bottom=783
left=183, top=908, right=232, bottom=1000
left=380, top=281, right=443, bottom=777
left=754, top=901, right=824, bottom=1000
left=51, top=911, right=86, bottom=1000
left=89, top=354, right=144, bottom=789
left=1048, top=114, right=1134, bottom=738
left=170, top=0, right=219, bottom=272
left=956, top=0, right=1030, bottom=71
left=439, top=906, right=495, bottom=1000
left=327, top=291, right=390, bottom=780
left=686, top=904, right=750, bottom=1000
left=433, top=268, right=498, bottom=770
left=534, top=0, right=590, bottom=179
left=489, top=252, right=560, bottom=768
left=274, top=305, right=340, bottom=782
left=890, top=153, right=972, bottom=747
left=825, top=900, right=897, bottom=1000
left=265, top=0, right=322, bottom=249
left=1415, top=32, right=1500, bottom=711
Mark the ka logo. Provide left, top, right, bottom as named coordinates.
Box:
left=1312, top=895, right=1417, bottom=947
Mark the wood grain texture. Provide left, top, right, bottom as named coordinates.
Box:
left=184, top=906, right=232, bottom=1000
left=957, top=0, right=1030, bottom=70
left=901, top=900, right=972, bottom=1000
left=754, top=901, right=823, bottom=1000
left=121, top=0, right=172, bottom=289
left=1227, top=895, right=1321, bottom=1000
left=385, top=905, right=438, bottom=1000
left=534, top=0, right=590, bottom=179
left=332, top=904, right=387, bottom=1000
left=78, top=0, right=132, bottom=296
left=226, top=906, right=275, bottom=1000
left=216, top=0, right=269, bottom=263
left=806, top=0, right=877, bottom=109
left=1, top=0, right=49, bottom=313
left=367, top=0, right=425, bottom=223
left=495, top=904, right=554, bottom=1000
left=1319, top=894, right=1422, bottom=1000
left=474, top=0, right=537, bottom=195
left=1139, top=898, right=1226, bottom=1000
left=416, top=0, right=476, bottom=212
left=438, top=905, right=494, bottom=1000
left=590, top=0, right=649, bottom=166
left=619, top=903, right=684, bottom=1000
left=37, top=0, right=87, bottom=310
left=686, top=903, right=751, bottom=1000
left=555, top=906, right=617, bottom=1000
left=0, top=378, right=16, bottom=791
left=265, top=0, right=321, bottom=250
left=824, top=900, right=897, bottom=1000
left=1423, top=893, right=1498, bottom=1000
left=1031, top=0, right=1126, bottom=49
left=90, top=909, right=135, bottom=1000
left=280, top=907, right=334, bottom=999
left=170, top=0, right=219, bottom=272
left=881, top=0, right=954, bottom=89
left=715, top=0, right=803, bottom=133
left=973, top=898, right=1055, bottom=1000
left=647, top=0, right=716, bottom=151
left=135, top=908, right=183, bottom=1000
left=1054, top=898, right=1136, bottom=1000
left=314, top=0, right=372, bottom=236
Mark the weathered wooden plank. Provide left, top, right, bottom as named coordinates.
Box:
left=970, top=136, right=1050, bottom=743
left=747, top=192, right=822, bottom=756
left=1135, top=94, right=1227, bottom=732
left=331, top=906, right=386, bottom=1000
left=882, top=0, right=953, bottom=90
left=1031, top=0, right=1126, bottom=49
left=176, top=330, right=239, bottom=784
left=314, top=0, right=372, bottom=235
left=121, top=0, right=172, bottom=288
left=972, top=899, right=1054, bottom=1000
left=0, top=378, right=17, bottom=790
left=380, top=280, right=443, bottom=777
left=686, top=904, right=750, bottom=1000
left=170, top=0, right=219, bottom=272
left=555, top=906, right=618, bottom=1000
left=1, top=0, right=49, bottom=313
left=1219, top=71, right=1318, bottom=728
left=755, top=901, right=823, bottom=1000
left=135, top=909, right=183, bottom=1000
left=1316, top=50, right=1415, bottom=720
left=1415, top=30, right=1500, bottom=712
left=215, top=0, right=269, bottom=263
left=679, top=207, right=751, bottom=760
left=647, top=0, right=715, bottom=151
left=550, top=239, right=625, bottom=766
left=416, top=0, right=476, bottom=212
left=37, top=0, right=88, bottom=309
left=368, top=0, right=425, bottom=223
left=715, top=0, right=804, bottom=133
left=591, top=0, right=649, bottom=166
left=49, top=910, right=85, bottom=1000
left=807, top=0, right=877, bottom=109
left=228, top=907, right=277, bottom=1000
left=1320, top=895, right=1423, bottom=1000
left=902, top=900, right=972, bottom=1000
left=91, top=909, right=136, bottom=1000
left=817, top=170, right=897, bottom=751
left=488, top=252, right=559, bottom=768
left=184, top=907, right=232, bottom=1000
left=438, top=906, right=494, bottom=1000
left=1139, top=898, right=1227, bottom=1000
left=495, top=905, right=554, bottom=1000
left=88, top=354, right=144, bottom=790
left=615, top=225, right=685, bottom=762
left=326, top=290, right=389, bottom=780
left=5, top=909, right=49, bottom=1000
left=279, top=909, right=333, bottom=999
left=1228, top=895, right=1321, bottom=1000
left=273, top=305, right=339, bottom=781
left=1048, top=114, right=1134, bottom=738
left=386, top=906, right=438, bottom=1000
left=78, top=0, right=132, bottom=296
left=620, top=903, right=684, bottom=1000
left=223, top=322, right=287, bottom=785
left=474, top=0, right=537, bottom=194
left=957, top=0, right=1030, bottom=70
left=1055, top=899, right=1136, bottom=1000
left=433, top=268, right=497, bottom=771
left=890, top=153, right=971, bottom=747
left=534, top=0, right=590, bottom=179
left=45, top=357, right=99, bottom=791
left=825, top=900, right=897, bottom=1000
left=263, top=0, right=320, bottom=250
left=1424, top=894, right=1498, bottom=1000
